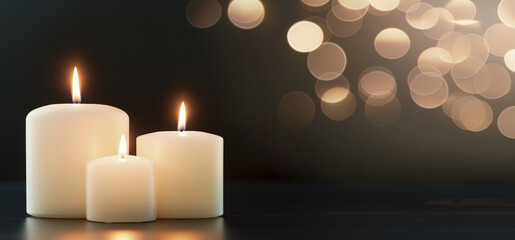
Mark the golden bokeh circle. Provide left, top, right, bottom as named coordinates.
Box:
left=374, top=28, right=411, bottom=59
left=287, top=21, right=324, bottom=53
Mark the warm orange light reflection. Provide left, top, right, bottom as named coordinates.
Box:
left=178, top=102, right=186, bottom=132
left=119, top=135, right=127, bottom=159
left=72, top=67, right=81, bottom=104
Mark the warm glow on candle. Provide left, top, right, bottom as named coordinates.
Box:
left=119, top=135, right=127, bottom=159
left=178, top=102, right=186, bottom=132
left=72, top=67, right=81, bottom=104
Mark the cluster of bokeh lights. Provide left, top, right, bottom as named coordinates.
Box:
left=186, top=0, right=515, bottom=139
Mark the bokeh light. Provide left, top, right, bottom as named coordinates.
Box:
left=409, top=72, right=444, bottom=96
left=305, top=16, right=332, bottom=42
left=308, top=42, right=347, bottom=80
left=473, top=63, right=511, bottom=99
left=484, top=23, right=515, bottom=57
left=445, top=0, right=476, bottom=22
left=442, top=91, right=468, bottom=118
left=406, top=2, right=438, bottom=30
left=302, top=0, right=330, bottom=8
left=369, top=0, right=400, bottom=12
left=332, top=0, right=368, bottom=22
left=337, top=0, right=369, bottom=10
left=228, top=0, right=265, bottom=29
left=287, top=21, right=324, bottom=53
left=498, top=106, right=515, bottom=139
left=185, top=0, right=222, bottom=29
left=437, top=31, right=470, bottom=64
left=365, top=96, right=401, bottom=127
left=374, top=28, right=410, bottom=59
left=321, top=92, right=356, bottom=121
left=422, top=8, right=455, bottom=40
left=277, top=91, right=315, bottom=129
left=359, top=67, right=397, bottom=106
left=315, top=75, right=350, bottom=103
left=504, top=49, right=515, bottom=72
left=397, top=0, right=420, bottom=12
left=418, top=47, right=452, bottom=75
left=451, top=97, right=492, bottom=132
left=326, top=10, right=363, bottom=37
left=498, top=0, right=515, bottom=28
left=410, top=74, right=449, bottom=109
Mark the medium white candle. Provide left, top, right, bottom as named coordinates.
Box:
left=87, top=135, right=156, bottom=223
left=26, top=67, right=129, bottom=218
left=137, top=102, right=223, bottom=218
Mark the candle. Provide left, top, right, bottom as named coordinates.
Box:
left=86, top=135, right=156, bottom=223
left=26, top=67, right=129, bottom=218
left=136, top=102, right=223, bottom=218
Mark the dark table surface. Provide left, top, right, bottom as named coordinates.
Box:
left=2, top=181, right=515, bottom=239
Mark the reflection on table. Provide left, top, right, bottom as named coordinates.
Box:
left=22, top=217, right=225, bottom=240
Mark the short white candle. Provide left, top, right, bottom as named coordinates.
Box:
left=137, top=102, right=223, bottom=218
left=26, top=67, right=129, bottom=218
left=87, top=135, right=156, bottom=223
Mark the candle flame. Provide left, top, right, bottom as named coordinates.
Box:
left=178, top=102, right=186, bottom=132
left=72, top=67, right=81, bottom=104
left=118, top=135, right=127, bottom=158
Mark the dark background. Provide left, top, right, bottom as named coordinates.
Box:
left=1, top=0, right=514, bottom=182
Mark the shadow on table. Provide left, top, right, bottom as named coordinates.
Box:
left=22, top=217, right=225, bottom=240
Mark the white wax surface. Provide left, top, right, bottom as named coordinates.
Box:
left=137, top=131, right=223, bottom=218
left=26, top=104, right=129, bottom=218
left=86, top=155, right=156, bottom=223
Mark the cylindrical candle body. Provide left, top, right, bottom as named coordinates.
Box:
left=26, top=104, right=129, bottom=218
left=137, top=131, right=223, bottom=218
left=86, top=155, right=156, bottom=223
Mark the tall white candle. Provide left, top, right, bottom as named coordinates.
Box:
left=87, top=135, right=156, bottom=223
left=137, top=102, right=223, bottom=218
left=26, top=67, right=129, bottom=218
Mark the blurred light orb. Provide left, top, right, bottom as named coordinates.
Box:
left=338, top=0, right=369, bottom=10
left=418, top=47, right=452, bottom=75
left=473, top=63, right=511, bottom=100
left=326, top=9, right=363, bottom=37
left=315, top=75, right=350, bottom=103
left=332, top=0, right=368, bottom=22
left=308, top=42, right=347, bottom=81
left=369, top=0, right=399, bottom=12
left=409, top=72, right=444, bottom=96
left=407, top=65, right=441, bottom=87
left=321, top=92, right=356, bottom=121
left=452, top=97, right=492, bottom=132
left=365, top=97, right=401, bottom=127
left=185, top=0, right=222, bottom=28
left=498, top=0, right=515, bottom=28
left=445, top=0, right=476, bottom=22
left=406, top=2, right=438, bottom=30
left=374, top=28, right=410, bottom=59
left=397, top=0, right=420, bottom=12
left=305, top=16, right=332, bottom=42
left=277, top=91, right=315, bottom=129
left=437, top=32, right=470, bottom=64
left=498, top=106, right=515, bottom=139
left=302, top=0, right=330, bottom=7
left=442, top=92, right=468, bottom=118
left=458, top=34, right=490, bottom=64
left=410, top=76, right=449, bottom=109
left=484, top=24, right=515, bottom=57
left=451, top=57, right=487, bottom=92
left=228, top=0, right=265, bottom=30
left=359, top=68, right=397, bottom=106
left=287, top=21, right=324, bottom=53
left=422, top=8, right=455, bottom=40
left=359, top=70, right=396, bottom=98
left=504, top=49, right=515, bottom=72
